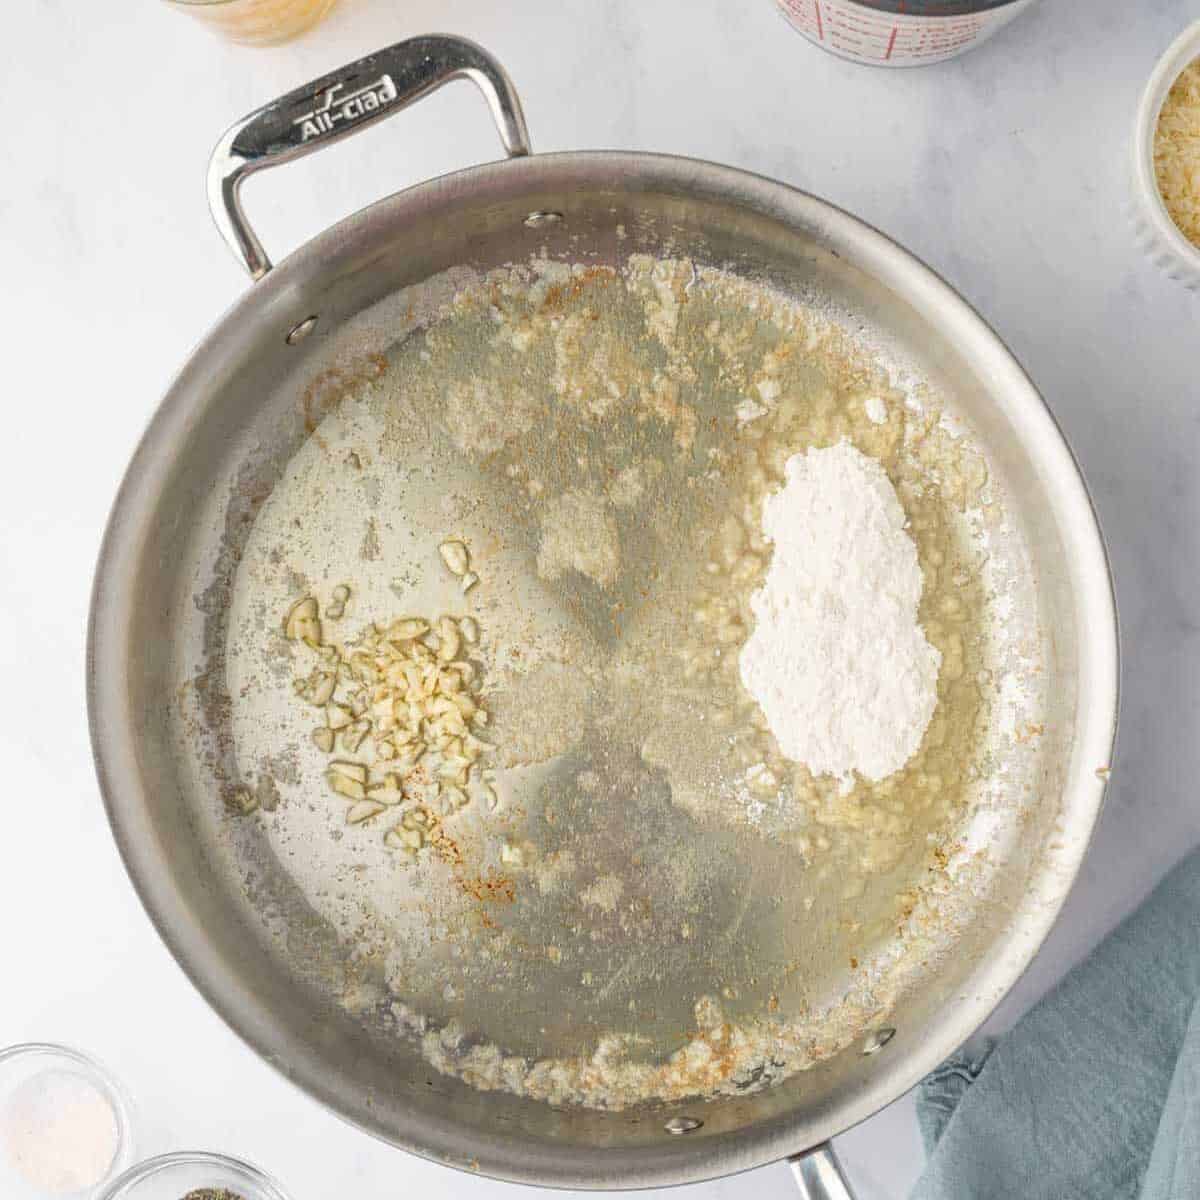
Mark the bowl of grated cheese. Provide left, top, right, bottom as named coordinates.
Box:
left=1133, top=20, right=1200, bottom=290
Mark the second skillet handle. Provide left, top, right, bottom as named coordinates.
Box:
left=789, top=1143, right=856, bottom=1200
left=207, top=34, right=531, bottom=280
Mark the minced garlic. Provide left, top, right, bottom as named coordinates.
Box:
left=283, top=587, right=491, bottom=859
left=1154, top=58, right=1200, bottom=249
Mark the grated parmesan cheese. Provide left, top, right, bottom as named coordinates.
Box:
left=1154, top=58, right=1200, bottom=250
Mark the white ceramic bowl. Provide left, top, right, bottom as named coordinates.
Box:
left=1132, top=20, right=1200, bottom=290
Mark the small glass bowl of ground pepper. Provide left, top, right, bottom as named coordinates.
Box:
left=98, top=1151, right=291, bottom=1200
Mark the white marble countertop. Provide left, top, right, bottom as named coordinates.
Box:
left=4, top=1, right=1198, bottom=1197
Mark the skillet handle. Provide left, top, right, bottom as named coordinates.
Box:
left=207, top=34, right=531, bottom=280
left=789, top=1143, right=856, bottom=1200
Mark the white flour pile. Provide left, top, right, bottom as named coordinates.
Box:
left=739, top=441, right=940, bottom=785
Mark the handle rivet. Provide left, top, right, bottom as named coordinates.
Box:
left=286, top=316, right=319, bottom=345
left=664, top=1116, right=703, bottom=1135
left=862, top=1027, right=896, bottom=1055
left=524, top=210, right=564, bottom=229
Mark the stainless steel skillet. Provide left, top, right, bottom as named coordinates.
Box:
left=88, top=34, right=1118, bottom=1197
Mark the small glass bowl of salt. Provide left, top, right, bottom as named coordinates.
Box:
left=0, top=1043, right=135, bottom=1198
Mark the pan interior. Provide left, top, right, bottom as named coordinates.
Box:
left=101, top=165, right=1096, bottom=1180
left=174, top=246, right=1043, bottom=1110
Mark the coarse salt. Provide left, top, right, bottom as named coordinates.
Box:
left=1, top=1069, right=119, bottom=1195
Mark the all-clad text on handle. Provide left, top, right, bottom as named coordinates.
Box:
left=207, top=34, right=531, bottom=280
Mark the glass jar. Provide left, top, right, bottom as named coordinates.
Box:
left=163, top=0, right=337, bottom=45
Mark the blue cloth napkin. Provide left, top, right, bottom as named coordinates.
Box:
left=912, top=847, right=1200, bottom=1200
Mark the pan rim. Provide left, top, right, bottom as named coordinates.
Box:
left=87, top=147, right=1119, bottom=1190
